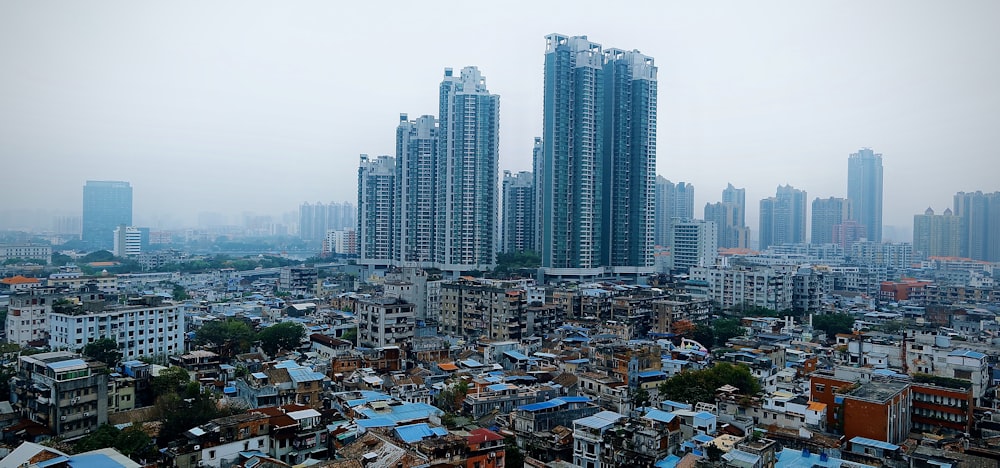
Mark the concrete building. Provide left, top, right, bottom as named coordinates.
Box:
left=439, top=278, right=525, bottom=341
left=10, top=352, right=109, bottom=440
left=705, top=185, right=749, bottom=249
left=48, top=293, right=184, bottom=360
left=356, top=297, right=414, bottom=347
left=0, top=244, right=52, bottom=265
left=848, top=148, right=884, bottom=243
left=689, top=265, right=794, bottom=311
left=298, top=201, right=355, bottom=242
left=539, top=34, right=657, bottom=280
left=759, top=185, right=807, bottom=250
left=573, top=411, right=625, bottom=468
left=669, top=219, right=718, bottom=271
left=112, top=225, right=142, bottom=257
left=82, top=180, right=132, bottom=250
left=357, top=154, right=396, bottom=275
left=913, top=207, right=963, bottom=259
left=953, top=191, right=1000, bottom=262
left=5, top=287, right=56, bottom=346
left=502, top=170, right=536, bottom=254
left=656, top=178, right=695, bottom=248
left=396, top=113, right=439, bottom=268
left=811, top=197, right=851, bottom=245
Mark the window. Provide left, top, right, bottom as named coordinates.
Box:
left=209, top=450, right=215, bottom=459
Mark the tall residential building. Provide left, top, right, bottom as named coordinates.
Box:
left=538, top=34, right=657, bottom=279
left=299, top=202, right=355, bottom=242
left=811, top=197, right=852, bottom=245
left=722, top=183, right=746, bottom=227
left=532, top=137, right=545, bottom=254
left=913, top=207, right=962, bottom=259
left=82, top=180, right=132, bottom=250
left=669, top=220, right=718, bottom=271
left=112, top=225, right=142, bottom=257
left=396, top=114, right=440, bottom=267
left=847, top=148, right=883, bottom=242
left=502, top=170, right=536, bottom=253
left=436, top=66, right=499, bottom=272
left=953, top=191, right=1000, bottom=262
left=357, top=154, right=396, bottom=271
left=759, top=185, right=807, bottom=251
left=705, top=183, right=748, bottom=249
left=655, top=178, right=695, bottom=248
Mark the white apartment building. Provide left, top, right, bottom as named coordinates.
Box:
left=689, top=265, right=793, bottom=311
left=0, top=244, right=52, bottom=264
left=49, top=295, right=184, bottom=360
left=112, top=225, right=142, bottom=257
left=356, top=297, right=414, bottom=348
left=5, top=288, right=56, bottom=346
left=670, top=220, right=718, bottom=271
left=573, top=411, right=625, bottom=468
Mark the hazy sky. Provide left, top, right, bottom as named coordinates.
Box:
left=2, top=1, right=998, bottom=240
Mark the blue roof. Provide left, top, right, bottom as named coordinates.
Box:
left=287, top=368, right=325, bottom=383
left=949, top=349, right=986, bottom=359
left=274, top=360, right=299, bottom=369
left=774, top=448, right=874, bottom=468
left=655, top=454, right=682, bottom=468
left=504, top=350, right=529, bottom=360
left=692, top=433, right=714, bottom=443
left=559, top=396, right=590, bottom=403
left=345, top=390, right=393, bottom=407
left=487, top=383, right=509, bottom=392
left=565, top=358, right=589, bottom=364
left=356, top=417, right=395, bottom=428
left=519, top=400, right=563, bottom=412
left=642, top=408, right=677, bottom=423
left=395, top=423, right=448, bottom=443
left=695, top=411, right=715, bottom=420
left=59, top=453, right=131, bottom=468
left=48, top=359, right=87, bottom=370
left=358, top=402, right=442, bottom=424
left=638, top=370, right=667, bottom=378
left=461, top=359, right=483, bottom=367
left=850, top=436, right=900, bottom=451
left=251, top=372, right=268, bottom=379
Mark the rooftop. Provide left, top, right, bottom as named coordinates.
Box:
left=845, top=380, right=909, bottom=403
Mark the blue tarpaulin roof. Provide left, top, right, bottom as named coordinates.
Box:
left=850, top=436, right=900, bottom=451
left=395, top=423, right=449, bottom=443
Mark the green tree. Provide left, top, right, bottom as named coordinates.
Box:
left=812, top=313, right=855, bottom=337
left=692, top=324, right=715, bottom=348
left=505, top=435, right=525, bottom=468
left=257, top=322, right=306, bottom=356
left=341, top=327, right=357, bottom=345
left=194, top=319, right=255, bottom=358
left=51, top=252, right=72, bottom=266
left=151, top=366, right=191, bottom=396
left=657, top=362, right=761, bottom=404
left=75, top=424, right=155, bottom=460
left=171, top=284, right=190, bottom=301
left=80, top=250, right=115, bottom=263
left=81, top=338, right=122, bottom=369
left=714, top=318, right=745, bottom=344
left=633, top=387, right=651, bottom=408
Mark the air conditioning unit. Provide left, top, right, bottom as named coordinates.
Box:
left=72, top=397, right=79, bottom=404
left=60, top=416, right=66, bottom=421
left=83, top=412, right=90, bottom=417
left=194, top=445, right=201, bottom=451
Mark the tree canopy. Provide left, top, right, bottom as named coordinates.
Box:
left=812, top=313, right=855, bottom=337
left=658, top=362, right=762, bottom=404
left=81, top=338, right=122, bottom=369
left=194, top=319, right=256, bottom=358
left=258, top=322, right=306, bottom=356
left=75, top=424, right=155, bottom=460
left=151, top=366, right=191, bottom=396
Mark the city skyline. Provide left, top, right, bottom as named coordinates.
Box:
left=1, top=2, right=999, bottom=238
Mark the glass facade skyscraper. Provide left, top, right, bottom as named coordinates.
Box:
left=847, top=148, right=883, bottom=243
left=539, top=34, right=657, bottom=277
left=82, top=180, right=132, bottom=250
left=759, top=185, right=807, bottom=251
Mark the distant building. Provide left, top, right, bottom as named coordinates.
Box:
left=953, top=191, right=1000, bottom=261
left=396, top=113, right=439, bottom=267
left=847, top=148, right=884, bottom=243
left=322, top=228, right=357, bottom=256
left=833, top=219, right=868, bottom=250
left=759, top=185, right=807, bottom=250
left=48, top=293, right=184, bottom=360
left=656, top=178, right=695, bottom=248
left=669, top=219, right=718, bottom=271
left=502, top=170, right=536, bottom=254
left=811, top=197, right=852, bottom=245
left=298, top=201, right=355, bottom=242
left=0, top=244, right=52, bottom=265
left=112, top=225, right=142, bottom=257
left=82, top=180, right=132, bottom=250
left=913, top=207, right=962, bottom=259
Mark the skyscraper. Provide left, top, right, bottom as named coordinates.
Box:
left=357, top=154, right=396, bottom=270
left=811, top=197, right=852, bottom=245
left=654, top=178, right=695, bottom=248
left=396, top=113, right=439, bottom=266
left=912, top=207, right=962, bottom=259
left=705, top=183, right=748, bottom=249
left=670, top=219, right=718, bottom=271
left=82, top=180, right=132, bottom=250
left=953, top=191, right=1000, bottom=261
left=436, top=66, right=499, bottom=271
left=759, top=185, right=807, bottom=250
left=538, top=34, right=657, bottom=278
left=847, top=148, right=883, bottom=242
left=299, top=201, right=355, bottom=241
left=502, top=170, right=536, bottom=254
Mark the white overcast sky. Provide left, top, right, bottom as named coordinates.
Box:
left=1, top=1, right=998, bottom=240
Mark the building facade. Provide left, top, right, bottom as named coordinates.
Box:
left=953, top=191, right=1000, bottom=262
left=11, top=352, right=109, bottom=440
left=669, top=220, right=718, bottom=271
left=48, top=294, right=185, bottom=360
left=913, top=207, right=962, bottom=259
left=811, top=197, right=852, bottom=245
left=847, top=148, right=884, bottom=243
left=655, top=178, right=695, bottom=249
left=759, top=185, right=807, bottom=251
left=396, top=114, right=439, bottom=267
left=539, top=34, right=657, bottom=279
left=112, top=225, right=142, bottom=257
left=82, top=180, right=132, bottom=250
left=357, top=154, right=396, bottom=273
left=502, top=170, right=536, bottom=254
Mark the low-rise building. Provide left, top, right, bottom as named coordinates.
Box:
left=10, top=352, right=109, bottom=440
